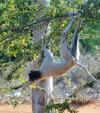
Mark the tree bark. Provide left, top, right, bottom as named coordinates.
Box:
left=32, top=77, right=53, bottom=113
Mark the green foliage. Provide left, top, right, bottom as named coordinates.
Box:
left=9, top=97, right=19, bottom=108
left=80, top=38, right=100, bottom=53
left=46, top=99, right=77, bottom=113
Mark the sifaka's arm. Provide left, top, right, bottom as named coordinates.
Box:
left=60, top=16, right=75, bottom=61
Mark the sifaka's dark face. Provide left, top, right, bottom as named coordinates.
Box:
left=28, top=70, right=42, bottom=82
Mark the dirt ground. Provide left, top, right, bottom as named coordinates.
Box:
left=0, top=102, right=100, bottom=113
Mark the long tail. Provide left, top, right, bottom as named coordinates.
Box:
left=76, top=61, right=98, bottom=83
left=70, top=61, right=99, bottom=99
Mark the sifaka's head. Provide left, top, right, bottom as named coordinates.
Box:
left=28, top=70, right=42, bottom=82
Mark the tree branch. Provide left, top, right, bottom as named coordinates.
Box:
left=0, top=12, right=78, bottom=34
left=24, top=12, right=78, bottom=28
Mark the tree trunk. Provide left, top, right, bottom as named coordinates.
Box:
left=32, top=77, right=53, bottom=113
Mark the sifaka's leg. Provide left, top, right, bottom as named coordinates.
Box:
left=70, top=19, right=98, bottom=86
left=60, top=36, right=74, bottom=61
left=71, top=31, right=80, bottom=60
left=60, top=17, right=75, bottom=61
left=71, top=20, right=81, bottom=60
